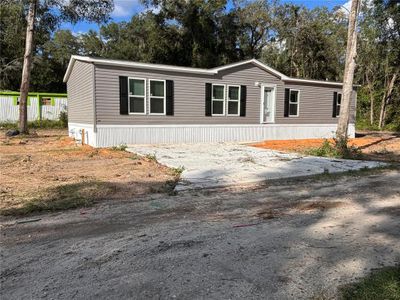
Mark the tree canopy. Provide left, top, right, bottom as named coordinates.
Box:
left=0, top=0, right=399, bottom=130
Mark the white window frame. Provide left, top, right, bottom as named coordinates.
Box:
left=227, top=85, right=241, bottom=116
left=128, top=77, right=146, bottom=115
left=336, top=92, right=342, bottom=117
left=149, top=79, right=166, bottom=116
left=289, top=89, right=300, bottom=117
left=212, top=84, right=226, bottom=116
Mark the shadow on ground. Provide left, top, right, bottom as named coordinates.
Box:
left=1, top=168, right=399, bottom=299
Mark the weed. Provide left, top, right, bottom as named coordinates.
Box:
left=145, top=153, right=157, bottom=162
left=171, top=166, right=185, bottom=177
left=130, top=153, right=140, bottom=160
left=59, top=111, right=68, bottom=128
left=111, top=144, right=128, bottom=151
left=305, top=139, right=362, bottom=159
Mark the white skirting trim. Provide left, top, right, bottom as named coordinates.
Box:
left=68, top=123, right=97, bottom=147
left=87, top=123, right=356, bottom=148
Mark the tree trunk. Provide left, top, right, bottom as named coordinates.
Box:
left=336, top=0, right=361, bottom=142
left=19, top=0, right=37, bottom=134
left=378, top=71, right=398, bottom=129
left=365, top=71, right=374, bottom=125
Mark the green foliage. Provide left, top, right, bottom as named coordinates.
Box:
left=306, top=139, right=362, bottom=159
left=111, top=144, right=128, bottom=151
left=170, top=166, right=185, bottom=178
left=145, top=153, right=157, bottom=162
left=59, top=111, right=68, bottom=128
left=339, top=266, right=400, bottom=300
left=0, top=119, right=67, bottom=129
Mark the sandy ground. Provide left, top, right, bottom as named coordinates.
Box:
left=1, top=170, right=399, bottom=299
left=0, top=129, right=175, bottom=214
left=252, top=132, right=400, bottom=162
left=128, top=143, right=384, bottom=191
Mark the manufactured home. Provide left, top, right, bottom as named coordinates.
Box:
left=64, top=55, right=356, bottom=147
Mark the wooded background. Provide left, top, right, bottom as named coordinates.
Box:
left=1, top=0, right=399, bottom=130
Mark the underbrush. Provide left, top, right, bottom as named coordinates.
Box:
left=0, top=111, right=68, bottom=130
left=356, top=118, right=400, bottom=132
left=0, top=119, right=67, bottom=130
left=305, top=139, right=362, bottom=159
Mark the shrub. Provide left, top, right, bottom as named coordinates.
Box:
left=111, top=144, right=128, bottom=151
left=306, top=138, right=362, bottom=159
left=59, top=111, right=68, bottom=128
left=0, top=119, right=67, bottom=130
left=171, top=166, right=185, bottom=177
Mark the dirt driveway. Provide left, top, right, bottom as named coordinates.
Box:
left=1, top=170, right=399, bottom=299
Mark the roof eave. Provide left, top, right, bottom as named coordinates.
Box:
left=63, top=56, right=216, bottom=82
left=282, top=77, right=359, bottom=87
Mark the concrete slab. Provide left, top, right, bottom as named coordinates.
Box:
left=127, top=143, right=385, bottom=191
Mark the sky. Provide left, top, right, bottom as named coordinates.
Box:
left=61, top=0, right=351, bottom=34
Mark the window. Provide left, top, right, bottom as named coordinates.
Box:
left=227, top=85, right=240, bottom=116
left=289, top=90, right=299, bottom=116
left=41, top=97, right=52, bottom=106
left=128, top=78, right=146, bottom=114
left=149, top=80, right=166, bottom=115
left=336, top=93, right=342, bottom=117
left=212, top=84, right=225, bottom=116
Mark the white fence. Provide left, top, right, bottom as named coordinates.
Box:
left=0, top=95, right=67, bottom=122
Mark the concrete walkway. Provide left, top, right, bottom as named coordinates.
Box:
left=127, top=143, right=384, bottom=191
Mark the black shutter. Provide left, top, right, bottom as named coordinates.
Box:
left=332, top=92, right=338, bottom=117
left=119, top=76, right=128, bottom=115
left=240, top=85, right=247, bottom=117
left=284, top=88, right=290, bottom=117
left=205, top=83, right=212, bottom=116
left=166, top=80, right=174, bottom=115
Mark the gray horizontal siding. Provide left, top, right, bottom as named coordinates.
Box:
left=93, top=62, right=356, bottom=125
left=67, top=60, right=94, bottom=124
left=281, top=83, right=356, bottom=124
left=94, top=64, right=282, bottom=125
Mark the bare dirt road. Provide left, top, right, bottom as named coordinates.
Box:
left=1, top=170, right=399, bottom=299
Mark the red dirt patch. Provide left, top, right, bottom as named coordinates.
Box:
left=251, top=132, right=400, bottom=162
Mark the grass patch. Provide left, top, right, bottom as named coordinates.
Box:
left=305, top=139, right=362, bottom=159
left=0, top=181, right=115, bottom=216
left=0, top=119, right=67, bottom=130
left=111, top=144, right=128, bottom=151
left=339, top=266, right=400, bottom=300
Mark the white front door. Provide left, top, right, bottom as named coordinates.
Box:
left=262, top=86, right=275, bottom=123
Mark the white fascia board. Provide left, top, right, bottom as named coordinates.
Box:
left=64, top=56, right=352, bottom=87
left=63, top=55, right=216, bottom=82
left=63, top=56, right=288, bottom=82
left=211, top=59, right=288, bottom=80
left=283, top=77, right=355, bottom=87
